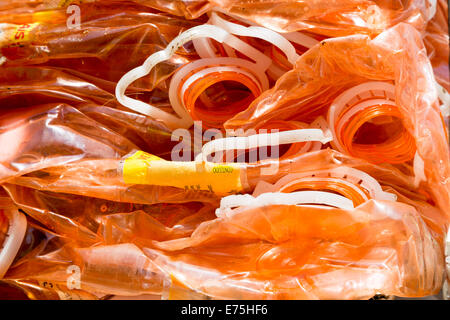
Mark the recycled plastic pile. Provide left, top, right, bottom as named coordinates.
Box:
left=0, top=0, right=449, bottom=300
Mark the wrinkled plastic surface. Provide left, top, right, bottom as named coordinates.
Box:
left=0, top=1, right=210, bottom=20
left=1, top=185, right=445, bottom=299
left=1, top=148, right=447, bottom=299
left=0, top=2, right=201, bottom=91
left=0, top=1, right=448, bottom=301
left=209, top=0, right=437, bottom=35
left=151, top=200, right=443, bottom=299
left=423, top=0, right=449, bottom=91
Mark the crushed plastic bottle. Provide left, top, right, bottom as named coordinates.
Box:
left=0, top=1, right=448, bottom=301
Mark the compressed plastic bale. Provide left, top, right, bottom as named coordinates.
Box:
left=0, top=66, right=180, bottom=157
left=2, top=192, right=443, bottom=299
left=0, top=191, right=217, bottom=298
left=78, top=105, right=178, bottom=159
left=9, top=147, right=446, bottom=245
left=225, top=23, right=449, bottom=215
left=5, top=158, right=223, bottom=205
left=4, top=240, right=171, bottom=297
left=5, top=145, right=447, bottom=227
left=0, top=3, right=201, bottom=91
left=0, top=102, right=186, bottom=184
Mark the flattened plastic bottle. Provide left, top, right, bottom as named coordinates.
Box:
left=224, top=23, right=449, bottom=214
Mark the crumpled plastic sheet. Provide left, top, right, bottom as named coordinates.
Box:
left=1, top=1, right=447, bottom=90
left=0, top=184, right=445, bottom=299
left=209, top=0, right=449, bottom=97
left=423, top=0, right=449, bottom=91
left=0, top=1, right=211, bottom=20
left=1, top=148, right=447, bottom=299
left=0, top=2, right=202, bottom=91
left=0, top=1, right=448, bottom=300
left=225, top=23, right=450, bottom=216
left=209, top=0, right=437, bottom=35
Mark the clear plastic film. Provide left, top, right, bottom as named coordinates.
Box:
left=149, top=199, right=444, bottom=299
left=0, top=103, right=138, bottom=184
left=0, top=2, right=201, bottom=91
left=5, top=148, right=447, bottom=240
left=423, top=0, right=449, bottom=91
left=0, top=0, right=448, bottom=301
left=0, top=1, right=210, bottom=20
left=209, top=1, right=448, bottom=120
left=208, top=0, right=437, bottom=36
left=0, top=188, right=216, bottom=298
left=225, top=23, right=450, bottom=216
left=2, top=183, right=215, bottom=243
left=0, top=66, right=118, bottom=108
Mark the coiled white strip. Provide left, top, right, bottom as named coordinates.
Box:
left=215, top=190, right=354, bottom=217
left=327, top=81, right=396, bottom=152
left=192, top=28, right=272, bottom=70
left=169, top=57, right=268, bottom=121
left=436, top=82, right=450, bottom=118
left=0, top=208, right=27, bottom=279
left=116, top=24, right=269, bottom=129
left=282, top=32, right=320, bottom=49
left=195, top=126, right=333, bottom=163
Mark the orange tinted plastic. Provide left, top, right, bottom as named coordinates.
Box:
left=0, top=1, right=210, bottom=19
left=423, top=0, right=449, bottom=91
left=256, top=120, right=310, bottom=160
left=0, top=1, right=448, bottom=301
left=152, top=200, right=443, bottom=299
left=210, top=0, right=437, bottom=36
left=211, top=0, right=448, bottom=94
left=0, top=208, right=7, bottom=249
left=338, top=104, right=416, bottom=164
left=279, top=179, right=369, bottom=207
left=0, top=3, right=201, bottom=91
left=226, top=23, right=449, bottom=215
left=182, top=70, right=262, bottom=129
